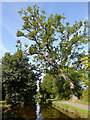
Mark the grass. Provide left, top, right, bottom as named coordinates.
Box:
left=74, top=99, right=89, bottom=105
left=48, top=100, right=88, bottom=118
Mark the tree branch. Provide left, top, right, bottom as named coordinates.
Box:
left=41, top=50, right=58, bottom=69
left=71, top=61, right=82, bottom=68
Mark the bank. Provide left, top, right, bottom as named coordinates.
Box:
left=47, top=99, right=89, bottom=119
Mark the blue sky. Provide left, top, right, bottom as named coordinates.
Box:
left=1, top=2, right=88, bottom=59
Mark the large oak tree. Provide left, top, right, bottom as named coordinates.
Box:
left=16, top=5, right=88, bottom=101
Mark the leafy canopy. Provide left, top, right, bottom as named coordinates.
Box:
left=40, top=73, right=83, bottom=100
left=16, top=5, right=88, bottom=85
left=2, top=47, right=37, bottom=106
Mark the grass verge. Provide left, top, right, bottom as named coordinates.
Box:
left=48, top=100, right=88, bottom=119
left=57, top=99, right=89, bottom=105
left=74, top=99, right=89, bottom=106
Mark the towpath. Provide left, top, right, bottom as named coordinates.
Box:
left=50, top=99, right=89, bottom=111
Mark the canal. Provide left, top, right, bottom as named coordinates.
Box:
left=2, top=102, right=72, bottom=119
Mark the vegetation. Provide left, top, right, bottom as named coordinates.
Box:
left=0, top=101, right=6, bottom=104
left=74, top=99, right=89, bottom=105
left=40, top=73, right=83, bottom=100
left=49, top=100, right=88, bottom=118
left=80, top=87, right=88, bottom=101
left=2, top=43, right=38, bottom=106
left=16, top=5, right=88, bottom=101
left=1, top=5, right=89, bottom=120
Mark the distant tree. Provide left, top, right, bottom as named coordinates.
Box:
left=52, top=76, right=71, bottom=100
left=80, top=87, right=88, bottom=101
left=16, top=5, right=88, bottom=101
left=2, top=44, right=37, bottom=106
left=40, top=74, right=53, bottom=98
left=40, top=73, right=82, bottom=100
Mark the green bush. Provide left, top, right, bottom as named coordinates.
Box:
left=80, top=87, right=88, bottom=101
left=0, top=101, right=6, bottom=104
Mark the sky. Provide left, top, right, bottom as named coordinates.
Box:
left=1, top=2, right=88, bottom=59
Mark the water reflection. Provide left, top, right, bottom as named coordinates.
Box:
left=39, top=104, right=71, bottom=119
left=2, top=105, right=37, bottom=120
left=2, top=102, right=71, bottom=120
left=36, top=102, right=42, bottom=119
left=17, top=105, right=37, bottom=119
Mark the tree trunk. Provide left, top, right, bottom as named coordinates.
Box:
left=61, top=74, right=78, bottom=102
left=71, top=94, right=78, bottom=102
left=69, top=82, right=78, bottom=102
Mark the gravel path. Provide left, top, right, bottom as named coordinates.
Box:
left=50, top=99, right=89, bottom=110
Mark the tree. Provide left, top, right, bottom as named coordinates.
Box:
left=16, top=5, right=88, bottom=101
left=81, top=56, right=89, bottom=70
left=2, top=45, right=37, bottom=106
left=40, top=73, right=82, bottom=100
left=52, top=76, right=71, bottom=100
left=40, top=74, right=54, bottom=98
left=80, top=87, right=88, bottom=101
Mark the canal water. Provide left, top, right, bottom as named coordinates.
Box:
left=2, top=102, right=71, bottom=119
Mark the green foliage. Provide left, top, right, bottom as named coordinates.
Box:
left=80, top=87, right=88, bottom=101
left=2, top=48, right=37, bottom=106
left=53, top=77, right=71, bottom=100
left=51, top=100, right=88, bottom=118
left=16, top=5, right=88, bottom=73
left=40, top=74, right=53, bottom=99
left=16, top=5, right=88, bottom=99
left=40, top=73, right=83, bottom=100
left=40, top=74, right=70, bottom=100
left=0, top=101, right=6, bottom=104
left=68, top=71, right=83, bottom=98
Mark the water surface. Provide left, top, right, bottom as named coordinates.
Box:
left=2, top=102, right=71, bottom=119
